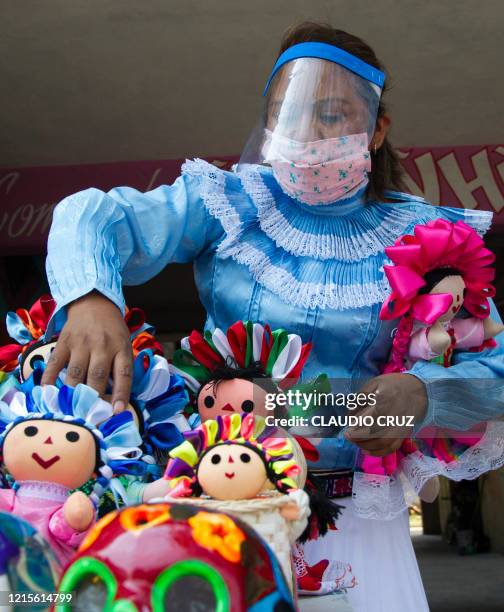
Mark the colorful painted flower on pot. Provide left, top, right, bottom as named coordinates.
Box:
left=55, top=502, right=295, bottom=612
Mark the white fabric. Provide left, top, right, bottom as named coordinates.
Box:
left=180, top=336, right=191, bottom=352
left=136, top=355, right=171, bottom=401
left=165, top=412, right=192, bottom=433
left=352, top=420, right=504, bottom=520
left=86, top=397, right=114, bottom=426
left=286, top=488, right=311, bottom=540
left=168, top=363, right=201, bottom=394
left=300, top=501, right=429, bottom=612
left=252, top=323, right=265, bottom=362
left=272, top=334, right=302, bottom=379
left=39, top=385, right=60, bottom=413
left=211, top=328, right=234, bottom=362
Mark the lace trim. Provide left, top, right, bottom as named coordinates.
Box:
left=183, top=158, right=494, bottom=310
left=222, top=242, right=391, bottom=310
left=239, top=167, right=421, bottom=262
left=16, top=480, right=70, bottom=503
left=183, top=159, right=391, bottom=310
left=182, top=158, right=242, bottom=253
left=401, top=421, right=504, bottom=494
left=351, top=472, right=415, bottom=521
left=462, top=210, right=493, bottom=235
left=352, top=421, right=504, bottom=520
left=385, top=191, right=494, bottom=236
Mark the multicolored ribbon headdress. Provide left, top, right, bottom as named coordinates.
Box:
left=164, top=413, right=300, bottom=496
left=172, top=320, right=312, bottom=392
left=380, top=219, right=495, bottom=324
left=0, top=295, right=163, bottom=376
left=0, top=295, right=57, bottom=373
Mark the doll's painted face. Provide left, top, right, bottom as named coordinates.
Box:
left=3, top=419, right=97, bottom=489
left=197, top=444, right=268, bottom=500
left=19, top=340, right=57, bottom=382
left=429, top=274, right=466, bottom=323
left=197, top=379, right=269, bottom=422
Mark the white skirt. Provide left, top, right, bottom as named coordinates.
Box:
left=297, top=500, right=429, bottom=612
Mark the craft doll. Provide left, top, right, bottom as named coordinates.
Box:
left=171, top=320, right=312, bottom=426
left=352, top=219, right=504, bottom=514
left=163, top=412, right=310, bottom=592
left=0, top=296, right=191, bottom=510
left=380, top=218, right=503, bottom=372
left=0, top=294, right=163, bottom=383
left=168, top=319, right=342, bottom=537
left=0, top=383, right=144, bottom=565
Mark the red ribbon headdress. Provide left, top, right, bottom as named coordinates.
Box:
left=172, top=320, right=312, bottom=392
left=0, top=295, right=56, bottom=373
left=0, top=294, right=163, bottom=375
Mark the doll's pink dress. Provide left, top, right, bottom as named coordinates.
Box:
left=0, top=481, right=93, bottom=565
left=408, top=318, right=484, bottom=367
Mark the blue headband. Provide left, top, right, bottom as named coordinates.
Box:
left=263, top=42, right=385, bottom=96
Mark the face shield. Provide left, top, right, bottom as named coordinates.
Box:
left=238, top=43, right=385, bottom=205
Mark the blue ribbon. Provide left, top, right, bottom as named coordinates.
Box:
left=263, top=42, right=385, bottom=95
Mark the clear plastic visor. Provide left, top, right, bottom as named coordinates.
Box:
left=239, top=58, right=381, bottom=167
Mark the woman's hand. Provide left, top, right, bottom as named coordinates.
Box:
left=41, top=292, right=133, bottom=412
left=345, top=373, right=428, bottom=456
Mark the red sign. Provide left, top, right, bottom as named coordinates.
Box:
left=1, top=146, right=503, bottom=255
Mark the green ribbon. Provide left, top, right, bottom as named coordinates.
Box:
left=287, top=373, right=331, bottom=417
left=172, top=348, right=210, bottom=383
left=264, top=328, right=289, bottom=376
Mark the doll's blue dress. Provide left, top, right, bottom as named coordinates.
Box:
left=46, top=159, right=504, bottom=610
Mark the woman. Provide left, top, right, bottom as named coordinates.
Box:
left=42, top=22, right=504, bottom=611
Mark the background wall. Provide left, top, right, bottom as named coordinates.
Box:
left=2, top=0, right=503, bottom=167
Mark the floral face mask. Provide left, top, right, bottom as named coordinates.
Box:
left=264, top=131, right=371, bottom=205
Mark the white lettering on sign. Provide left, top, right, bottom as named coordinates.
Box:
left=496, top=147, right=504, bottom=192
left=400, top=151, right=441, bottom=204
left=0, top=171, right=20, bottom=194
left=145, top=168, right=163, bottom=192
left=437, top=149, right=504, bottom=212
left=0, top=171, right=57, bottom=239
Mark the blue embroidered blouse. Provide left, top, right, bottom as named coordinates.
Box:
left=46, top=159, right=504, bottom=469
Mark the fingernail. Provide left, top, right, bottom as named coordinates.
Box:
left=113, top=400, right=125, bottom=412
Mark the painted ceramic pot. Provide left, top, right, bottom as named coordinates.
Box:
left=55, top=502, right=295, bottom=612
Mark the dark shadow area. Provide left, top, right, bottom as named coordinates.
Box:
left=414, top=533, right=504, bottom=612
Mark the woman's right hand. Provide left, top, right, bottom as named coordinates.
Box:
left=41, top=291, right=133, bottom=412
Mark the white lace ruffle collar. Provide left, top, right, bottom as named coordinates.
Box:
left=182, top=159, right=493, bottom=311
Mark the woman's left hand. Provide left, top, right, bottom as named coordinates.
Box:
left=344, top=373, right=428, bottom=456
